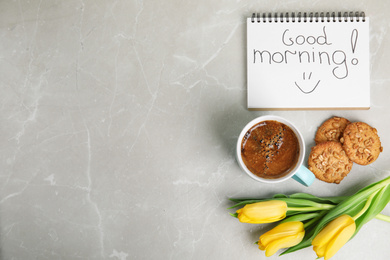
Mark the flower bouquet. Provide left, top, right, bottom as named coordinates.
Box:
left=229, top=176, right=390, bottom=259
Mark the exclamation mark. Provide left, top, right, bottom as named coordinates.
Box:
left=351, top=29, right=359, bottom=65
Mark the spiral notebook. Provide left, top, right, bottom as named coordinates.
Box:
left=247, top=12, right=370, bottom=110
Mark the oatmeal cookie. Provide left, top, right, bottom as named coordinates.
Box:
left=308, top=141, right=353, bottom=184
left=314, top=117, right=351, bottom=144
left=341, top=122, right=383, bottom=165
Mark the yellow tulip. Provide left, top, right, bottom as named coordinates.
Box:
left=312, top=214, right=356, bottom=260
left=258, top=221, right=305, bottom=257
left=236, top=200, right=287, bottom=224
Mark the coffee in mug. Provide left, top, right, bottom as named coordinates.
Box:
left=241, top=120, right=299, bottom=179
left=236, top=115, right=315, bottom=186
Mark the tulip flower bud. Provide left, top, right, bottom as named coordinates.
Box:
left=312, top=214, right=356, bottom=260
left=259, top=221, right=305, bottom=257
left=236, top=200, right=287, bottom=224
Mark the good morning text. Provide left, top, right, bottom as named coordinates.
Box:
left=252, top=26, right=359, bottom=79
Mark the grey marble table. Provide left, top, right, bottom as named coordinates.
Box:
left=1, top=0, right=390, bottom=259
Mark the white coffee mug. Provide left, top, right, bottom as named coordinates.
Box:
left=236, top=115, right=315, bottom=186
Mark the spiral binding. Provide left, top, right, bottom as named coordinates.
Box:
left=251, top=12, right=366, bottom=23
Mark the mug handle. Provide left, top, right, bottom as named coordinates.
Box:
left=292, top=166, right=315, bottom=187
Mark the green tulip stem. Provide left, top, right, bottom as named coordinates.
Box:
left=375, top=213, right=390, bottom=223
left=352, top=189, right=381, bottom=221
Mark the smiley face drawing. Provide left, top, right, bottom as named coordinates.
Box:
left=294, top=72, right=321, bottom=94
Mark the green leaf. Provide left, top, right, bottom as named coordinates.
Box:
left=355, top=184, right=390, bottom=235
left=227, top=199, right=270, bottom=209
left=273, top=194, right=289, bottom=199
left=227, top=194, right=289, bottom=208
left=283, top=198, right=323, bottom=208
left=281, top=179, right=386, bottom=256
left=289, top=193, right=347, bottom=204
left=228, top=192, right=344, bottom=209
left=228, top=198, right=265, bottom=203
left=310, top=197, right=365, bottom=238
left=227, top=197, right=323, bottom=210
left=228, top=198, right=245, bottom=203
left=280, top=213, right=320, bottom=224
left=228, top=197, right=334, bottom=211
left=353, top=176, right=390, bottom=194
left=228, top=193, right=288, bottom=203
left=284, top=190, right=373, bottom=256
left=309, top=177, right=390, bottom=238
